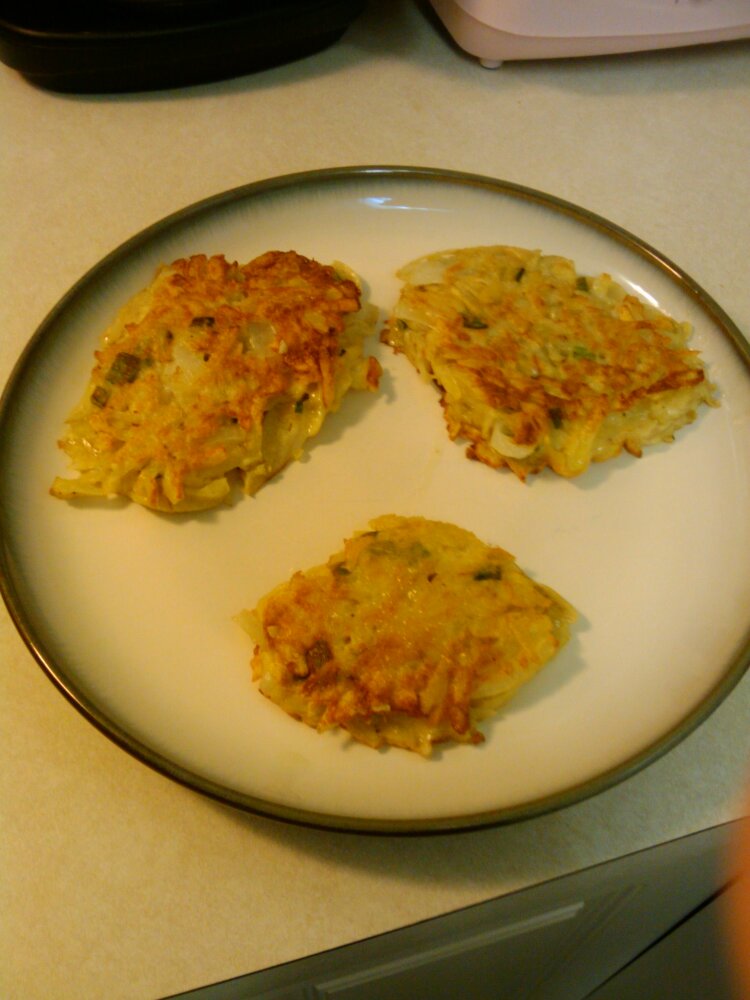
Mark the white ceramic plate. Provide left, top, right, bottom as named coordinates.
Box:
left=2, top=167, right=749, bottom=832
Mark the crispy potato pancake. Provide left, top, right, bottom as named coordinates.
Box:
left=238, top=515, right=576, bottom=756
left=383, top=245, right=718, bottom=480
left=51, top=251, right=381, bottom=512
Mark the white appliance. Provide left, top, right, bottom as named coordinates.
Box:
left=429, top=0, right=750, bottom=67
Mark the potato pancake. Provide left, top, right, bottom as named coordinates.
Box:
left=383, top=245, right=718, bottom=480
left=51, top=250, right=381, bottom=512
left=238, top=515, right=576, bottom=755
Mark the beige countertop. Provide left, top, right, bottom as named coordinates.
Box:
left=2, top=3, right=749, bottom=997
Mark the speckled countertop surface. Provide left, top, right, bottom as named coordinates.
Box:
left=2, top=3, right=749, bottom=997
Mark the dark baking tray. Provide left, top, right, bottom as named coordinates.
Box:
left=0, top=0, right=366, bottom=93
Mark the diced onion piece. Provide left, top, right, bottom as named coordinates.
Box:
left=241, top=321, right=275, bottom=356
left=399, top=257, right=451, bottom=286
left=490, top=422, right=536, bottom=459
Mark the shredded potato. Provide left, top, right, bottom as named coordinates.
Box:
left=51, top=251, right=381, bottom=512
left=239, top=515, right=576, bottom=756
left=383, top=245, right=718, bottom=480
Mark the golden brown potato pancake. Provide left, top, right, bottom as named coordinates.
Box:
left=238, top=515, right=576, bottom=755
left=383, top=245, right=717, bottom=480
left=51, top=250, right=381, bottom=512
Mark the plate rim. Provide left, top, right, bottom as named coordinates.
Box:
left=1, top=164, right=749, bottom=835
